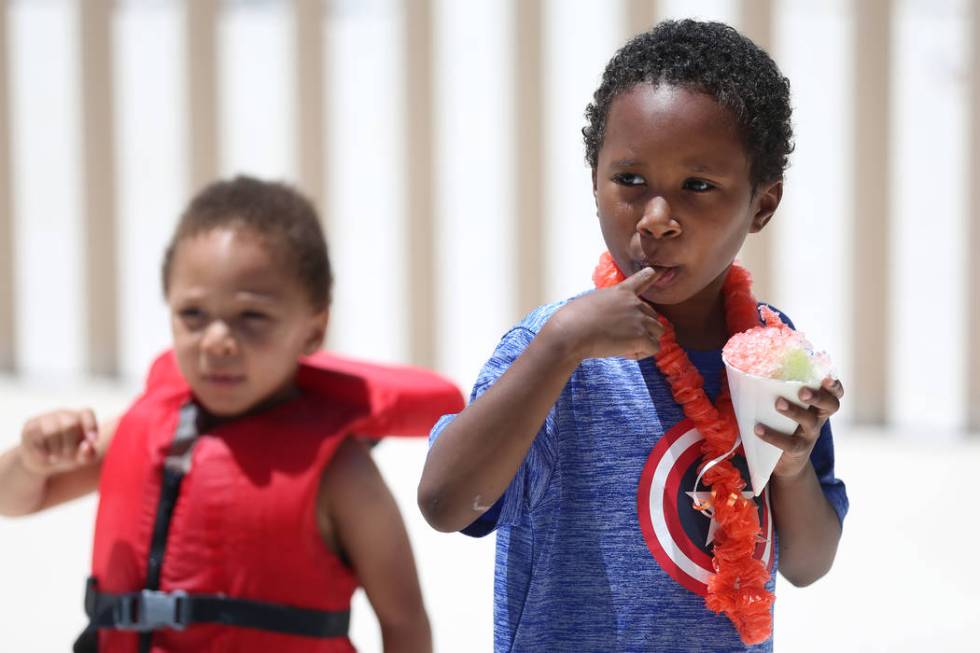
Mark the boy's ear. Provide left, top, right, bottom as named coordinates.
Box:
left=302, top=309, right=330, bottom=356
left=591, top=168, right=599, bottom=200
left=749, top=180, right=783, bottom=233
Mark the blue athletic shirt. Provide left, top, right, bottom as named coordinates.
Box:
left=429, top=296, right=848, bottom=652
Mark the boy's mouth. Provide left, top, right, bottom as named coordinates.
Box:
left=202, top=372, right=246, bottom=386
left=650, top=265, right=679, bottom=288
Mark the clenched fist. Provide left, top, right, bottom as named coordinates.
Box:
left=19, top=409, right=100, bottom=476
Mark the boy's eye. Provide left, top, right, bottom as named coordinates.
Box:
left=178, top=308, right=206, bottom=328
left=241, top=311, right=270, bottom=323
left=682, top=178, right=714, bottom=192
left=238, top=311, right=273, bottom=332
left=612, top=173, right=645, bottom=187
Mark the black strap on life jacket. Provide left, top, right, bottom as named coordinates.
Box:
left=82, top=576, right=351, bottom=639
left=135, top=402, right=198, bottom=653
left=73, top=402, right=349, bottom=652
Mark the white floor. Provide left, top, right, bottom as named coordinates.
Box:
left=0, top=376, right=976, bottom=652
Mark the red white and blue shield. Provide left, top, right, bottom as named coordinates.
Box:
left=637, top=419, right=774, bottom=595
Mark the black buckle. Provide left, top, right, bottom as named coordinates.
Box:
left=84, top=577, right=98, bottom=618
left=113, top=589, right=188, bottom=632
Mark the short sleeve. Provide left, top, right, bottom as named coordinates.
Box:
left=810, top=420, right=848, bottom=525
left=428, top=325, right=559, bottom=537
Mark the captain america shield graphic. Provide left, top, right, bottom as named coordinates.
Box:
left=637, top=418, right=774, bottom=595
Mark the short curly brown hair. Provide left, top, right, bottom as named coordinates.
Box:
left=583, top=19, right=794, bottom=187
left=161, top=176, right=332, bottom=311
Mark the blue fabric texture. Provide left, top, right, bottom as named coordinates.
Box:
left=429, top=294, right=848, bottom=652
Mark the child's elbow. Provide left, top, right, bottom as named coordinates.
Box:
left=779, top=537, right=840, bottom=587
left=416, top=480, right=460, bottom=533
left=780, top=563, right=831, bottom=588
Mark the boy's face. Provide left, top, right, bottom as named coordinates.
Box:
left=166, top=227, right=328, bottom=417
left=593, top=83, right=781, bottom=311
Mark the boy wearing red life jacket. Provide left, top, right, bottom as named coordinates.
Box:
left=0, top=176, right=463, bottom=652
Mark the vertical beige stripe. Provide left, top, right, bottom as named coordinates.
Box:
left=0, top=0, right=13, bottom=371
left=624, top=0, right=658, bottom=37
left=737, top=0, right=774, bottom=303
left=187, top=0, right=219, bottom=194
left=853, top=0, right=891, bottom=424
left=294, top=0, right=326, bottom=221
left=740, top=0, right=773, bottom=43
left=970, top=1, right=980, bottom=432
left=515, top=0, right=544, bottom=316
left=80, top=0, right=117, bottom=376
left=405, top=0, right=436, bottom=367
left=294, top=0, right=332, bottom=351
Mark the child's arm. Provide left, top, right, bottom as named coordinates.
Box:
left=755, top=377, right=845, bottom=586
left=0, top=409, right=117, bottom=516
left=418, top=267, right=663, bottom=533
left=318, top=439, right=431, bottom=653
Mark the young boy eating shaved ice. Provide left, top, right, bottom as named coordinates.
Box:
left=418, top=20, right=848, bottom=652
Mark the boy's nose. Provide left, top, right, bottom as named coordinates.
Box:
left=637, top=195, right=681, bottom=239
left=201, top=320, right=238, bottom=357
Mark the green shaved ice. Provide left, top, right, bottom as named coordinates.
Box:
left=780, top=349, right=814, bottom=382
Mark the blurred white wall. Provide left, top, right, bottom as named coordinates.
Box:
left=433, top=0, right=515, bottom=384
left=4, top=0, right=976, bottom=431
left=115, top=0, right=187, bottom=383
left=9, top=0, right=84, bottom=378
left=1, top=0, right=978, bottom=651
left=326, top=0, right=411, bottom=366
left=890, top=0, right=970, bottom=431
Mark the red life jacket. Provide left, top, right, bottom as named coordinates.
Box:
left=89, top=350, right=463, bottom=652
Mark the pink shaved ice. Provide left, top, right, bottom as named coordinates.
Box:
left=722, top=306, right=833, bottom=383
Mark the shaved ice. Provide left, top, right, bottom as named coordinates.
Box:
left=723, top=306, right=833, bottom=383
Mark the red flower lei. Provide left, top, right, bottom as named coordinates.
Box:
left=593, top=252, right=774, bottom=645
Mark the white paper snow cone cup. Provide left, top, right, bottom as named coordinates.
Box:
left=723, top=360, right=819, bottom=496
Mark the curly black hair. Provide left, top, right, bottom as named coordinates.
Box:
left=161, top=175, right=333, bottom=311
left=583, top=19, right=793, bottom=187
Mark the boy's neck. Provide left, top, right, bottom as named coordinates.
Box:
left=655, top=278, right=729, bottom=351
left=197, top=383, right=302, bottom=431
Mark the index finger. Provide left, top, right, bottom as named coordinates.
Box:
left=79, top=408, right=99, bottom=444
left=619, top=266, right=663, bottom=295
